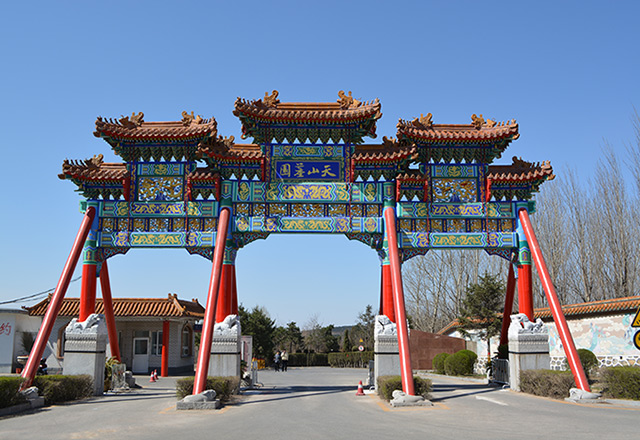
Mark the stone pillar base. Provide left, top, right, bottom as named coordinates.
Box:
left=508, top=313, right=550, bottom=392
left=208, top=315, right=241, bottom=380
left=374, top=315, right=400, bottom=389
left=63, top=314, right=107, bottom=396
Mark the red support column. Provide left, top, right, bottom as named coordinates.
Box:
left=215, top=264, right=233, bottom=323
left=231, top=265, right=238, bottom=315
left=21, top=207, right=96, bottom=389
left=193, top=205, right=231, bottom=395
left=381, top=264, right=395, bottom=322
left=499, top=263, right=516, bottom=346
left=518, top=208, right=590, bottom=392
left=79, top=266, right=97, bottom=321
left=161, top=320, right=170, bottom=377
left=383, top=206, right=415, bottom=396
left=99, top=260, right=121, bottom=362
left=517, top=264, right=534, bottom=321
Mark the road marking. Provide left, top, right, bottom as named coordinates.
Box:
left=475, top=396, right=508, bottom=406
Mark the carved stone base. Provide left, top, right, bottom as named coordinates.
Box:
left=374, top=334, right=401, bottom=389
left=63, top=314, right=107, bottom=396
left=208, top=315, right=241, bottom=380
left=508, top=315, right=550, bottom=392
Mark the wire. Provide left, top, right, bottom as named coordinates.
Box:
left=0, top=276, right=81, bottom=305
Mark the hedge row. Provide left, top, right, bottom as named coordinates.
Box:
left=287, top=353, right=329, bottom=367
left=433, top=350, right=477, bottom=376
left=377, top=375, right=432, bottom=401
left=519, top=370, right=575, bottom=399
left=328, top=351, right=373, bottom=368
left=33, top=375, right=93, bottom=405
left=0, top=377, right=27, bottom=409
left=176, top=376, right=240, bottom=402
left=601, top=366, right=640, bottom=400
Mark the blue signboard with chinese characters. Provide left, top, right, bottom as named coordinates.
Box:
left=274, top=160, right=341, bottom=181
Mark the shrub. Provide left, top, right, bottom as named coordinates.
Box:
left=328, top=351, right=373, bottom=368
left=576, top=349, right=599, bottom=379
left=287, top=353, right=329, bottom=367
left=0, top=377, right=27, bottom=409
left=444, top=350, right=477, bottom=376
left=176, top=376, right=240, bottom=402
left=33, top=375, right=93, bottom=405
left=600, top=366, right=640, bottom=400
left=377, top=375, right=432, bottom=401
left=432, top=353, right=450, bottom=374
left=497, top=344, right=509, bottom=360
left=519, top=370, right=575, bottom=399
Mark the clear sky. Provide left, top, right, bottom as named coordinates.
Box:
left=1, top=1, right=638, bottom=326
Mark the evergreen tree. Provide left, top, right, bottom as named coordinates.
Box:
left=238, top=304, right=276, bottom=361
left=350, top=304, right=375, bottom=351
left=458, top=273, right=505, bottom=360
left=341, top=328, right=352, bottom=352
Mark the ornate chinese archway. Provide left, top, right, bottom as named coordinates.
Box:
left=21, top=91, right=589, bottom=394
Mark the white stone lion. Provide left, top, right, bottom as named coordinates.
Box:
left=510, top=313, right=545, bottom=333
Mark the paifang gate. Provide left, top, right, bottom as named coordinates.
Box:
left=21, top=91, right=590, bottom=395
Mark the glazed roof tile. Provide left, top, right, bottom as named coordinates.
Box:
left=59, top=156, right=127, bottom=181
left=438, top=295, right=640, bottom=334
left=198, top=142, right=263, bottom=161
left=94, top=114, right=217, bottom=141
left=397, top=116, right=519, bottom=144
left=233, top=94, right=382, bottom=123
left=26, top=294, right=204, bottom=318
left=488, top=156, right=555, bottom=182
left=352, top=142, right=417, bottom=162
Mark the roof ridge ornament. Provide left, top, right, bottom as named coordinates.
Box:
left=84, top=154, right=104, bottom=169
left=119, top=112, right=144, bottom=129
left=263, top=90, right=280, bottom=108
left=337, top=90, right=362, bottom=109
left=181, top=111, right=204, bottom=126
left=382, top=136, right=397, bottom=147
left=411, top=113, right=433, bottom=129
left=471, top=113, right=485, bottom=129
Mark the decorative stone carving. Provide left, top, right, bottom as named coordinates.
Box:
left=214, top=314, right=241, bottom=337
left=509, top=313, right=545, bottom=334
left=177, top=389, right=221, bottom=410
left=375, top=315, right=397, bottom=336
left=65, top=313, right=106, bottom=335
left=63, top=314, right=108, bottom=396
left=390, top=390, right=432, bottom=407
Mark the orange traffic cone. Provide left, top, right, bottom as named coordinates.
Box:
left=153, top=369, right=158, bottom=381
left=356, top=380, right=365, bottom=396
left=149, top=371, right=156, bottom=383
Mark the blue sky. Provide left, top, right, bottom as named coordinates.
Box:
left=1, top=1, right=638, bottom=326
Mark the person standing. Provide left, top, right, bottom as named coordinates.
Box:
left=281, top=349, right=289, bottom=372
left=274, top=350, right=281, bottom=372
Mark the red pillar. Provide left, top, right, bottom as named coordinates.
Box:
left=79, top=264, right=98, bottom=321
left=21, top=207, right=96, bottom=389
left=193, top=205, right=230, bottom=395
left=519, top=208, right=590, bottom=392
left=517, top=264, right=534, bottom=321
left=231, top=265, right=238, bottom=315
left=99, top=260, right=121, bottom=362
left=380, top=264, right=395, bottom=322
left=161, top=320, right=170, bottom=377
left=383, top=206, right=415, bottom=396
left=499, top=263, right=516, bottom=346
left=215, top=264, right=234, bottom=322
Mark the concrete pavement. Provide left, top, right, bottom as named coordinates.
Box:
left=1, top=368, right=638, bottom=440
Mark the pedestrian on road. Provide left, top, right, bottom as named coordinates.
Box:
left=281, top=349, right=289, bottom=371
left=274, top=351, right=281, bottom=372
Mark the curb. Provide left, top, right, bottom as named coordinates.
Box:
left=0, top=397, right=45, bottom=417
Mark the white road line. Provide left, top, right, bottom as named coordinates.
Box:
left=475, top=395, right=508, bottom=406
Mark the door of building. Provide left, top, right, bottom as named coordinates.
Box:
left=132, top=337, right=149, bottom=374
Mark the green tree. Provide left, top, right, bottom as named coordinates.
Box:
left=341, top=328, right=352, bottom=352
left=458, top=273, right=505, bottom=361
left=273, top=321, right=304, bottom=353
left=238, top=305, right=276, bottom=361
left=350, top=305, right=375, bottom=351
left=303, top=316, right=338, bottom=353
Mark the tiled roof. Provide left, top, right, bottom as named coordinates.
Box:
left=94, top=114, right=218, bottom=142
left=397, top=115, right=519, bottom=144
left=25, top=294, right=204, bottom=318
left=352, top=142, right=417, bottom=162
left=198, top=142, right=263, bottom=162
left=488, top=156, right=555, bottom=182
left=438, top=295, right=640, bottom=334
left=233, top=93, right=382, bottom=124
left=58, top=156, right=127, bottom=181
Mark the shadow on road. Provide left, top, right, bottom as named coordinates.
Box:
left=430, top=383, right=499, bottom=402
left=236, top=385, right=355, bottom=405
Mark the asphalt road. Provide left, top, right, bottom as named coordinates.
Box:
left=1, top=368, right=638, bottom=440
